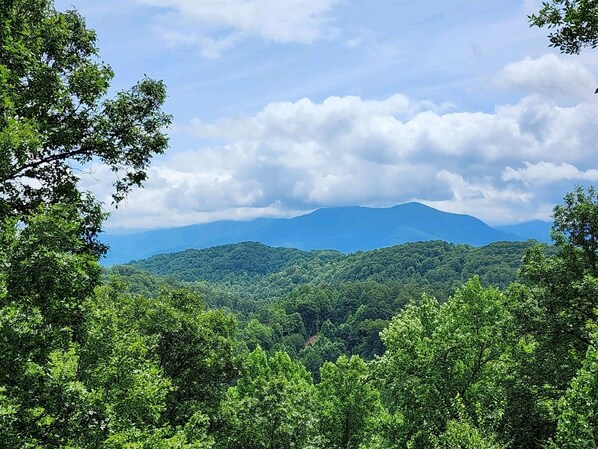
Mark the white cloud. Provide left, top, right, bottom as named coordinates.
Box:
left=137, top=0, right=339, bottom=56
left=420, top=170, right=536, bottom=224
left=83, top=54, right=598, bottom=229
left=156, top=28, right=245, bottom=58
left=496, top=54, right=597, bottom=100
left=502, top=161, right=598, bottom=185
left=419, top=170, right=537, bottom=224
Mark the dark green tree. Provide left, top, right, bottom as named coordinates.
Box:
left=518, top=186, right=598, bottom=382
left=509, top=186, right=598, bottom=447
left=0, top=207, right=229, bottom=448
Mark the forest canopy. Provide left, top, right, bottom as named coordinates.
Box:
left=0, top=0, right=597, bottom=448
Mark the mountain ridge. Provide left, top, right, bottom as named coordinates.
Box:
left=101, top=202, right=535, bottom=265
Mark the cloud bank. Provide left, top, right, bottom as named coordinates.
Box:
left=88, top=55, right=598, bottom=229
left=496, top=53, right=597, bottom=101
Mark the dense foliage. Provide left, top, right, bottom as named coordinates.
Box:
left=126, top=240, right=536, bottom=299
left=1, top=1, right=597, bottom=448
left=0, top=0, right=170, bottom=255
left=101, top=195, right=598, bottom=449
left=112, top=240, right=536, bottom=368
left=3, top=192, right=598, bottom=448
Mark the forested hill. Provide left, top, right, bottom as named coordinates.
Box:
left=124, top=240, right=539, bottom=299
left=110, top=239, right=547, bottom=373
left=102, top=202, right=525, bottom=265
left=126, top=242, right=344, bottom=283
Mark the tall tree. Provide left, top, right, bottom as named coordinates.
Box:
left=0, top=0, right=171, bottom=227
left=512, top=186, right=598, bottom=447
left=0, top=204, right=100, bottom=447
left=519, top=186, right=598, bottom=376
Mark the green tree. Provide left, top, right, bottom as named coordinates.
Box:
left=506, top=186, right=598, bottom=447
left=243, top=318, right=275, bottom=351
left=80, top=285, right=175, bottom=447
left=0, top=0, right=170, bottom=221
left=146, top=290, right=239, bottom=425
left=433, top=419, right=506, bottom=449
left=316, top=355, right=382, bottom=449
left=377, top=278, right=516, bottom=449
left=518, top=186, right=598, bottom=389
left=0, top=204, right=100, bottom=447
left=299, top=335, right=344, bottom=379
left=0, top=207, right=227, bottom=448
left=218, top=347, right=318, bottom=449
left=529, top=0, right=598, bottom=55
left=553, top=326, right=598, bottom=449
left=82, top=283, right=220, bottom=449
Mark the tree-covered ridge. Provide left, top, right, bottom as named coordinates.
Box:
left=124, top=240, right=539, bottom=297
left=108, top=240, right=544, bottom=374
left=127, top=242, right=344, bottom=284
left=102, top=202, right=527, bottom=265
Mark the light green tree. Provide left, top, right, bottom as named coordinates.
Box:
left=377, top=277, right=515, bottom=448
left=218, top=347, right=318, bottom=449
left=0, top=205, right=99, bottom=447
left=553, top=326, right=598, bottom=449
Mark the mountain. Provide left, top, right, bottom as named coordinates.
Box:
left=101, top=202, right=523, bottom=265
left=496, top=220, right=552, bottom=243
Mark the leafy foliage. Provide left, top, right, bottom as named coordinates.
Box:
left=2, top=2, right=597, bottom=448
left=530, top=0, right=598, bottom=55
left=316, top=355, right=382, bottom=449
left=553, top=326, right=598, bottom=449
left=376, top=278, right=516, bottom=448
left=217, top=347, right=318, bottom=449
left=118, top=240, right=535, bottom=370
left=517, top=186, right=598, bottom=406
left=0, top=0, right=171, bottom=232
left=127, top=241, right=534, bottom=298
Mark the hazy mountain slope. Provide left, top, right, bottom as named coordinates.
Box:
left=102, top=202, right=522, bottom=265
left=496, top=220, right=552, bottom=242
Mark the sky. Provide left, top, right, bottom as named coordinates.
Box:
left=55, top=0, right=598, bottom=231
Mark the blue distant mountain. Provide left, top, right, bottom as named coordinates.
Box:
left=101, top=202, right=529, bottom=265
left=496, top=220, right=552, bottom=243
